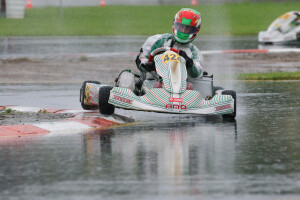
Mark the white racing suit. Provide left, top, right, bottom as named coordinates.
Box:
left=136, top=33, right=204, bottom=78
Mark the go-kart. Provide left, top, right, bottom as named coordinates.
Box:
left=80, top=47, right=236, bottom=119
left=258, top=11, right=300, bottom=44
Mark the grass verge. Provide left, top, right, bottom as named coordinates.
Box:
left=0, top=2, right=299, bottom=36
left=237, top=71, right=300, bottom=81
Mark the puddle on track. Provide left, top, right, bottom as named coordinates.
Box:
left=1, top=36, right=300, bottom=199
left=1, top=81, right=300, bottom=199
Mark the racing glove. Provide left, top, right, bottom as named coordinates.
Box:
left=140, top=61, right=155, bottom=72
left=179, top=50, right=194, bottom=69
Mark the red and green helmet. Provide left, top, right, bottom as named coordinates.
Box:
left=172, top=8, right=201, bottom=44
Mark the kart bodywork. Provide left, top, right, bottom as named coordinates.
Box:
left=258, top=11, right=300, bottom=44
left=80, top=49, right=236, bottom=119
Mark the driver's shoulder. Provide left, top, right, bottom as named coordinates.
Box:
left=148, top=33, right=173, bottom=51
left=144, top=34, right=166, bottom=47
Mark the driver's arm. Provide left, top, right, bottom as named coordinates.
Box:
left=179, top=45, right=203, bottom=78
left=135, top=35, right=162, bottom=72
left=189, top=45, right=204, bottom=78
left=135, top=48, right=149, bottom=72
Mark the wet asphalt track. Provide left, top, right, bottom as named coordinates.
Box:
left=1, top=36, right=300, bottom=199
left=1, top=81, right=300, bottom=200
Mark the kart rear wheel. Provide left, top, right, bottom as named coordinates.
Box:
left=99, top=86, right=115, bottom=115
left=221, top=90, right=236, bottom=120
left=80, top=80, right=101, bottom=110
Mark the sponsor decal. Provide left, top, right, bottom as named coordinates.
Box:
left=113, top=95, right=133, bottom=104
left=169, top=97, right=183, bottom=103
left=162, top=53, right=182, bottom=64
left=86, top=89, right=97, bottom=104
left=215, top=104, right=231, bottom=111
left=89, top=90, right=96, bottom=96
left=165, top=104, right=187, bottom=110
left=280, top=13, right=290, bottom=20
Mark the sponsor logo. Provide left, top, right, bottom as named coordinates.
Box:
left=113, top=95, right=133, bottom=104
left=280, top=13, right=291, bottom=20
left=162, top=53, right=182, bottom=64
left=89, top=90, right=96, bottom=96
left=169, top=97, right=183, bottom=103
left=165, top=104, right=187, bottom=110
left=215, top=104, right=231, bottom=111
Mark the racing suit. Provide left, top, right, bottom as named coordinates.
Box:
left=135, top=33, right=204, bottom=78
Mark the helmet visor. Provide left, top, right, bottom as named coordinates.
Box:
left=174, top=22, right=199, bottom=34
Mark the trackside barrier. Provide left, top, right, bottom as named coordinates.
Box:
left=200, top=48, right=300, bottom=55
left=6, top=0, right=25, bottom=19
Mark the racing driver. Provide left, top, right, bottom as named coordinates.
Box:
left=135, top=8, right=204, bottom=79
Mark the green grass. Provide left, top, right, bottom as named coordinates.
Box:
left=0, top=108, right=17, bottom=115
left=0, top=2, right=299, bottom=36
left=237, top=71, right=300, bottom=80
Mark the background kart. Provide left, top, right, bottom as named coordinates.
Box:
left=258, top=11, right=300, bottom=44
left=80, top=47, right=236, bottom=119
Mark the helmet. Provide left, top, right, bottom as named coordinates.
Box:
left=172, top=8, right=201, bottom=44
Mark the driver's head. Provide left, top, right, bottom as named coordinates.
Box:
left=172, top=8, right=201, bottom=44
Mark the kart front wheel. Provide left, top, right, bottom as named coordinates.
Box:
left=99, top=86, right=115, bottom=115
left=80, top=80, right=100, bottom=110
left=221, top=90, right=236, bottom=120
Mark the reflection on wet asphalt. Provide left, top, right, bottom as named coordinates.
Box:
left=1, top=81, right=300, bottom=199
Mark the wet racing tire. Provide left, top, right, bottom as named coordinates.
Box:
left=80, top=80, right=100, bottom=110
left=99, top=86, right=115, bottom=115
left=221, top=90, right=236, bottom=119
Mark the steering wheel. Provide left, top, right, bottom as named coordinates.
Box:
left=148, top=47, right=179, bottom=63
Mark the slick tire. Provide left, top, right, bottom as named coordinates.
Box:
left=80, top=80, right=100, bottom=110
left=99, top=86, right=115, bottom=115
left=221, top=90, right=236, bottom=120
